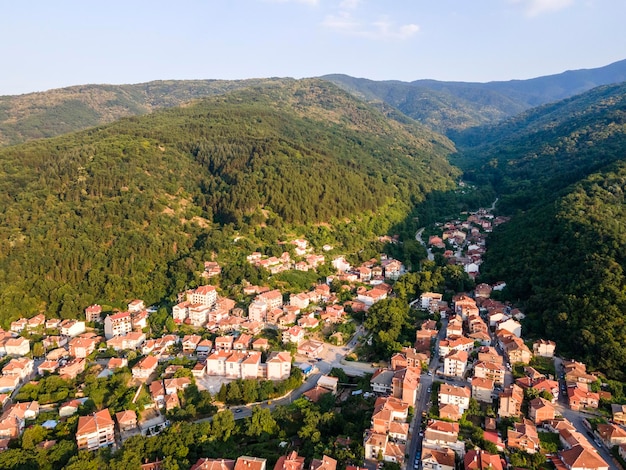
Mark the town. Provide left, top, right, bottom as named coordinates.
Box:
left=0, top=204, right=624, bottom=470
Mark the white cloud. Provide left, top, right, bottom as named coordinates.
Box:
left=322, top=10, right=419, bottom=40
left=512, top=0, right=574, bottom=17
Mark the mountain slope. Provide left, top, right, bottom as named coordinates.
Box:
left=453, top=82, right=626, bottom=212
left=0, top=78, right=458, bottom=321
left=461, top=84, right=626, bottom=379
left=0, top=78, right=281, bottom=146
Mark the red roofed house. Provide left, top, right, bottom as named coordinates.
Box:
left=132, top=355, right=159, bottom=379
left=464, top=450, right=503, bottom=470
left=274, top=451, right=305, bottom=470
left=235, top=456, right=266, bottom=470
left=76, top=409, right=115, bottom=451
left=310, top=455, right=337, bottom=470
left=559, top=445, right=609, bottom=470
left=191, top=459, right=236, bottom=470
left=85, top=304, right=103, bottom=323
left=529, top=397, right=556, bottom=424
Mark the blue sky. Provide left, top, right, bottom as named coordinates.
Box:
left=1, top=0, right=624, bottom=95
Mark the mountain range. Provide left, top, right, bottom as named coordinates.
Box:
left=2, top=59, right=626, bottom=146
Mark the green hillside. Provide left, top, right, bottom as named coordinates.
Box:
left=0, top=78, right=458, bottom=321
left=454, top=82, right=626, bottom=213
left=456, top=83, right=626, bottom=379
left=0, top=78, right=281, bottom=146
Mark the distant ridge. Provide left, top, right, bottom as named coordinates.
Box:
left=323, top=58, right=626, bottom=134
left=1, top=59, right=625, bottom=146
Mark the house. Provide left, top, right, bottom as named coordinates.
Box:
left=10, top=318, right=27, bottom=333
left=2, top=357, right=34, bottom=380
left=502, top=335, right=532, bottom=364
left=274, top=451, right=305, bottom=470
left=533, top=339, right=556, bottom=358
left=104, top=312, right=132, bottom=339
left=563, top=360, right=596, bottom=384
left=191, top=459, right=236, bottom=470
left=298, top=316, right=320, bottom=329
left=182, top=335, right=203, bottom=353
left=233, top=334, right=252, bottom=351
left=612, top=404, right=626, bottom=425
left=108, top=357, right=128, bottom=370
left=559, top=444, right=609, bottom=470
left=266, top=351, right=292, bottom=380
left=85, top=305, right=103, bottom=323
left=497, top=318, right=522, bottom=337
left=499, top=384, right=524, bottom=418
left=282, top=326, right=304, bottom=345
left=471, top=377, right=495, bottom=403
left=131, top=310, right=149, bottom=330
left=45, top=318, right=62, bottom=330
left=507, top=419, right=540, bottom=454
left=419, top=292, right=444, bottom=313
left=235, top=456, right=266, bottom=470
left=529, top=397, right=555, bottom=424
left=59, top=320, right=86, bottom=337
left=187, top=285, right=218, bottom=307
left=297, top=340, right=324, bottom=358
left=37, top=360, right=60, bottom=376
left=0, top=375, right=20, bottom=393
left=26, top=314, right=46, bottom=330
left=439, top=404, right=462, bottom=421
left=370, top=369, right=394, bottom=394
left=76, top=409, right=115, bottom=451
left=422, top=448, right=455, bottom=470
left=258, top=289, right=283, bottom=310
left=443, top=350, right=468, bottom=378
left=4, top=337, right=30, bottom=356
left=423, top=420, right=463, bottom=455
left=438, top=384, right=471, bottom=414
left=132, top=355, right=159, bottom=379
left=69, top=337, right=97, bottom=358
left=464, top=450, right=503, bottom=470
left=597, top=423, right=626, bottom=447
left=59, top=399, right=86, bottom=418
left=215, top=336, right=234, bottom=352
left=310, top=455, right=337, bottom=470
left=474, top=361, right=506, bottom=385
left=567, top=385, right=599, bottom=411
left=59, top=358, right=86, bottom=379
left=196, top=339, right=213, bottom=358
left=356, top=287, right=388, bottom=308
left=438, top=335, right=474, bottom=357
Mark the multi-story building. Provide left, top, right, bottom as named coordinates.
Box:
left=104, top=312, right=132, bottom=339
left=76, top=409, right=115, bottom=451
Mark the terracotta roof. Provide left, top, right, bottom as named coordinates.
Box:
left=77, top=409, right=114, bottom=435
left=559, top=444, right=609, bottom=469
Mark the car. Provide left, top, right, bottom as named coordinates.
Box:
left=427, top=370, right=432, bottom=376
left=317, top=357, right=323, bottom=361
left=427, top=387, right=431, bottom=393
left=418, top=431, right=423, bottom=437
left=235, top=408, right=242, bottom=413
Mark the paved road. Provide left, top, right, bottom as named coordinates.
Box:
left=415, top=228, right=435, bottom=262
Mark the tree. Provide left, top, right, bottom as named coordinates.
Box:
left=246, top=406, right=278, bottom=438
left=21, top=425, right=47, bottom=449
left=211, top=410, right=235, bottom=441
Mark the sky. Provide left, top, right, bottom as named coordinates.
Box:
left=1, top=0, right=625, bottom=96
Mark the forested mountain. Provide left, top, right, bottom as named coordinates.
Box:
left=0, top=78, right=458, bottom=322
left=0, top=78, right=280, bottom=146
left=458, top=83, right=626, bottom=379
left=454, top=82, right=626, bottom=212
left=323, top=58, right=626, bottom=134
left=2, top=59, right=625, bottom=146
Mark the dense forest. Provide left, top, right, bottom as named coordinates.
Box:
left=0, top=79, right=459, bottom=323
left=454, top=82, right=626, bottom=380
